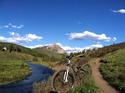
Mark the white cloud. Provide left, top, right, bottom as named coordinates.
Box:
left=112, top=9, right=125, bottom=14
left=26, top=34, right=42, bottom=41
left=59, top=43, right=103, bottom=53
left=113, top=37, right=117, bottom=41
left=9, top=32, right=20, bottom=36
left=0, top=36, right=17, bottom=43
left=0, top=23, right=24, bottom=29
left=27, top=42, right=103, bottom=53
left=68, top=31, right=114, bottom=42
left=16, top=25, right=24, bottom=29
left=0, top=32, right=42, bottom=43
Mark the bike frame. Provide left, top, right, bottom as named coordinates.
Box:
left=63, top=59, right=70, bottom=83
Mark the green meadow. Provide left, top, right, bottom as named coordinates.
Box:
left=0, top=51, right=32, bottom=85
left=0, top=60, right=31, bottom=85
left=100, top=48, right=125, bottom=92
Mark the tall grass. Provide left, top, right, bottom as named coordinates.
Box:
left=69, top=75, right=100, bottom=93
left=0, top=51, right=32, bottom=85
left=100, top=48, right=125, bottom=93
left=32, top=57, right=58, bottom=69
left=0, top=51, right=33, bottom=61
left=0, top=60, right=31, bottom=85
left=33, top=78, right=52, bottom=93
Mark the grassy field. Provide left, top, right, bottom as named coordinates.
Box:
left=0, top=51, right=33, bottom=61
left=0, top=51, right=32, bottom=85
left=100, top=48, right=125, bottom=92
left=0, top=60, right=31, bottom=85
left=32, top=57, right=56, bottom=68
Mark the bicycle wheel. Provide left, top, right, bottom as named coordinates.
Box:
left=51, top=69, right=75, bottom=93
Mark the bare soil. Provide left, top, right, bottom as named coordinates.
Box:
left=90, top=58, right=119, bottom=93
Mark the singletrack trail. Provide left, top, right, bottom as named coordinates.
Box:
left=90, top=58, right=119, bottom=93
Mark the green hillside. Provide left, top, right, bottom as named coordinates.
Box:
left=72, top=42, right=125, bottom=58
left=100, top=48, right=125, bottom=93
left=33, top=47, right=63, bottom=62
left=0, top=42, right=63, bottom=62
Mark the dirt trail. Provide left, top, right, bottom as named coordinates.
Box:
left=90, top=58, right=119, bottom=93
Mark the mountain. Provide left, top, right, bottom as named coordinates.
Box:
left=47, top=44, right=65, bottom=54
left=35, top=44, right=65, bottom=54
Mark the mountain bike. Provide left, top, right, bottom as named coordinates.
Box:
left=51, top=55, right=92, bottom=93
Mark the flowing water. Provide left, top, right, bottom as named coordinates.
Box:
left=0, top=62, right=53, bottom=93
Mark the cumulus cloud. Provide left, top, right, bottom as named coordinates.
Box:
left=25, top=34, right=42, bottom=42
left=0, top=23, right=24, bottom=29
left=0, top=32, right=42, bottom=43
left=112, top=9, right=125, bottom=14
left=68, top=31, right=116, bottom=42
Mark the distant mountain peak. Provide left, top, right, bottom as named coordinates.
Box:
left=34, top=43, right=65, bottom=54
left=47, top=44, right=65, bottom=54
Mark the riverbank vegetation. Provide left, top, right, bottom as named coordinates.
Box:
left=0, top=50, right=33, bottom=85
left=0, top=60, right=31, bottom=85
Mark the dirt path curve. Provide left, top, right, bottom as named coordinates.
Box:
left=90, top=58, right=119, bottom=93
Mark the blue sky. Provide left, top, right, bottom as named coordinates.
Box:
left=0, top=0, right=125, bottom=52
